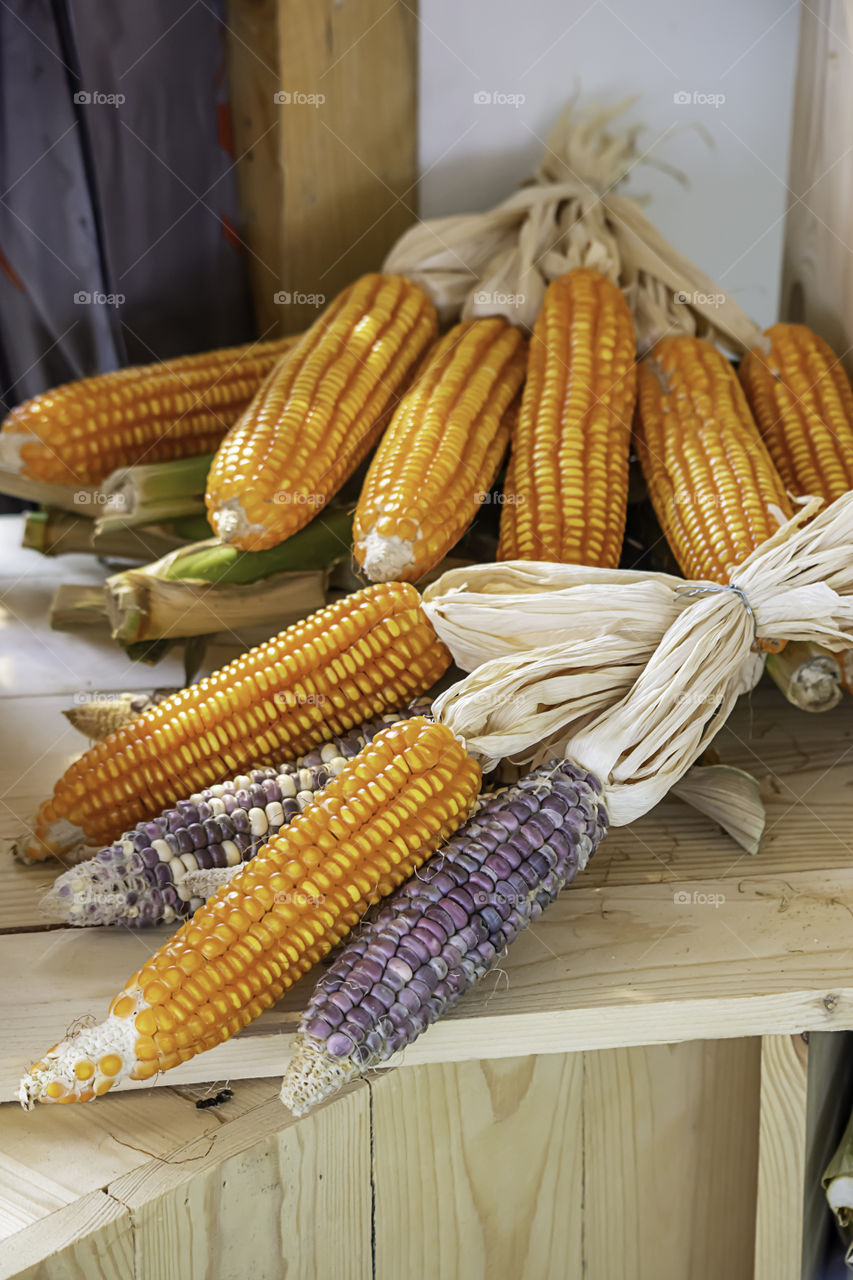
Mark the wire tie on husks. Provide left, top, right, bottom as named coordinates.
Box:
left=674, top=582, right=757, bottom=639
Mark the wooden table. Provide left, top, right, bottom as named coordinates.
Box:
left=1, top=525, right=852, bottom=1279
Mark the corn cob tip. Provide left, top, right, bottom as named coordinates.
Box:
left=13, top=816, right=87, bottom=864
left=19, top=1012, right=138, bottom=1109
left=209, top=498, right=268, bottom=547
left=0, top=430, right=27, bottom=474
left=358, top=530, right=417, bottom=583
left=280, top=1033, right=363, bottom=1116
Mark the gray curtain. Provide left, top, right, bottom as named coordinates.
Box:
left=0, top=0, right=254, bottom=417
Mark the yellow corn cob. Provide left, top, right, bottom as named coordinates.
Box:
left=739, top=323, right=853, bottom=503
left=205, top=274, right=438, bottom=551
left=18, top=583, right=451, bottom=862
left=353, top=319, right=526, bottom=582
left=634, top=336, right=793, bottom=583
left=20, top=717, right=481, bottom=1106
left=0, top=336, right=298, bottom=486
left=497, top=268, right=637, bottom=566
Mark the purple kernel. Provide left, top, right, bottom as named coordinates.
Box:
left=346, top=1006, right=374, bottom=1031
left=360, top=994, right=388, bottom=1020
left=439, top=896, right=468, bottom=931
left=412, top=924, right=443, bottom=957
left=305, top=1017, right=334, bottom=1040
left=371, top=982, right=396, bottom=1010
left=447, top=886, right=475, bottom=915
left=385, top=956, right=414, bottom=986
left=326, top=1031, right=355, bottom=1058
left=484, top=852, right=513, bottom=879
left=424, top=904, right=454, bottom=934
left=408, top=978, right=433, bottom=1004
left=195, top=801, right=212, bottom=822
left=398, top=987, right=422, bottom=1013
left=175, top=829, right=194, bottom=856
left=414, top=964, right=438, bottom=991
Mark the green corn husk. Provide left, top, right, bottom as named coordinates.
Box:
left=96, top=454, right=213, bottom=530
left=104, top=509, right=354, bottom=644
left=23, top=509, right=208, bottom=561
left=161, top=508, right=354, bottom=583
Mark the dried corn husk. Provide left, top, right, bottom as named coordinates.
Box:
left=424, top=494, right=853, bottom=825
left=385, top=99, right=762, bottom=354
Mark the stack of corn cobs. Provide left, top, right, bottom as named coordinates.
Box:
left=13, top=260, right=853, bottom=1116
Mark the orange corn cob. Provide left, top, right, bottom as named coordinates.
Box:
left=353, top=318, right=526, bottom=582
left=18, top=583, right=451, bottom=863
left=205, top=274, right=438, bottom=551
left=0, top=336, right=298, bottom=486
left=20, top=717, right=481, bottom=1106
left=634, top=336, right=793, bottom=583
left=497, top=268, right=637, bottom=566
left=739, top=323, right=853, bottom=503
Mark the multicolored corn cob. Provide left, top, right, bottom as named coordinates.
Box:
left=282, top=758, right=607, bottom=1114
left=634, top=336, right=793, bottom=583
left=20, top=718, right=481, bottom=1106
left=353, top=318, right=526, bottom=582
left=206, top=274, right=438, bottom=550
left=739, top=323, right=853, bottom=503
left=0, top=336, right=297, bottom=486
left=45, top=711, right=410, bottom=928
left=497, top=269, right=637, bottom=566
left=17, top=582, right=451, bottom=862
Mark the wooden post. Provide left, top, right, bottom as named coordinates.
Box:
left=225, top=0, right=419, bottom=335
left=780, top=0, right=853, bottom=371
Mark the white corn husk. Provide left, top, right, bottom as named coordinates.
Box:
left=384, top=99, right=763, bottom=354
left=424, top=495, right=853, bottom=826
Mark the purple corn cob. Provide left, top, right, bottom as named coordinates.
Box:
left=281, top=758, right=608, bottom=1115
left=43, top=711, right=411, bottom=928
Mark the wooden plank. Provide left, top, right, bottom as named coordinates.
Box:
left=0, top=1191, right=134, bottom=1280
left=371, top=1056, right=583, bottom=1280
left=7, top=853, right=853, bottom=1102
left=583, top=1040, right=760, bottom=1280
left=781, top=0, right=853, bottom=369
left=225, top=1, right=419, bottom=335
left=110, top=1086, right=372, bottom=1280
left=224, top=0, right=283, bottom=337
left=0, top=1079, right=277, bottom=1241
left=754, top=1033, right=810, bottom=1280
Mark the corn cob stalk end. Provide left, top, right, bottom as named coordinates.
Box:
left=281, top=1036, right=362, bottom=1116
left=13, top=814, right=87, bottom=864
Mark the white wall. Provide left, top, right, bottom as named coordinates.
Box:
left=418, top=0, right=800, bottom=329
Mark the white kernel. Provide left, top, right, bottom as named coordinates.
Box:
left=328, top=757, right=347, bottom=776
left=265, top=800, right=284, bottom=829
left=207, top=797, right=226, bottom=817
left=152, top=839, right=172, bottom=862
left=234, top=775, right=252, bottom=790
left=276, top=774, right=297, bottom=798
left=248, top=806, right=268, bottom=836
left=320, top=743, right=340, bottom=762
left=179, top=852, right=198, bottom=872
left=208, top=784, right=225, bottom=799
left=296, top=790, right=314, bottom=810
left=222, top=840, right=241, bottom=866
